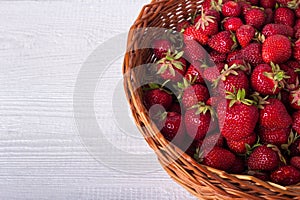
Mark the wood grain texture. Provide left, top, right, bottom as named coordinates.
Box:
left=0, top=1, right=196, bottom=199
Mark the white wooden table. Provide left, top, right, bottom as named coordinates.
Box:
left=0, top=1, right=196, bottom=199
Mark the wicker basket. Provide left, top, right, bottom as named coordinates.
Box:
left=123, top=0, right=300, bottom=199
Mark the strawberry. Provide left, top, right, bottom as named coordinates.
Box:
left=264, top=8, right=274, bottom=25
left=208, top=31, right=237, bottom=53
left=157, top=50, right=187, bottom=82
left=247, top=145, right=280, bottom=171
left=158, top=112, right=185, bottom=144
left=144, top=88, right=173, bottom=110
left=280, top=63, right=298, bottom=86
left=229, top=157, right=246, bottom=174
left=152, top=39, right=172, bottom=59
left=205, top=9, right=221, bottom=22
left=168, top=103, right=181, bottom=114
left=227, top=132, right=257, bottom=154
left=209, top=50, right=227, bottom=64
left=183, top=37, right=207, bottom=66
left=201, top=147, right=236, bottom=171
left=182, top=84, right=209, bottom=108
left=291, top=156, right=300, bottom=170
left=239, top=1, right=252, bottom=15
left=290, top=138, right=300, bottom=157
left=241, top=43, right=264, bottom=66
left=203, top=63, right=225, bottom=82
left=184, top=103, right=215, bottom=140
left=294, top=39, right=300, bottom=62
left=223, top=17, right=244, bottom=32
left=260, top=0, right=276, bottom=8
left=290, top=88, right=300, bottom=109
left=226, top=50, right=243, bottom=63
left=274, top=7, right=295, bottom=27
left=262, top=24, right=294, bottom=38
left=222, top=1, right=242, bottom=17
left=259, top=128, right=290, bottom=146
left=214, top=64, right=249, bottom=94
left=194, top=9, right=219, bottom=36
left=262, top=35, right=292, bottom=64
left=292, top=110, right=300, bottom=134
left=184, top=26, right=209, bottom=45
left=259, top=98, right=292, bottom=129
left=287, top=60, right=300, bottom=71
left=270, top=165, right=300, bottom=186
left=200, top=132, right=224, bottom=149
left=244, top=8, right=266, bottom=30
left=251, top=63, right=288, bottom=95
left=184, top=65, right=205, bottom=84
left=236, top=25, right=255, bottom=48
left=217, top=89, right=259, bottom=141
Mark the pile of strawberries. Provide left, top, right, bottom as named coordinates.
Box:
left=143, top=0, right=300, bottom=186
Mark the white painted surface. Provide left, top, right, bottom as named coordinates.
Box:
left=0, top=1, right=196, bottom=199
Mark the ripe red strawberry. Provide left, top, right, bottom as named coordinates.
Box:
left=215, top=65, right=249, bottom=94
left=183, top=37, right=207, bottom=66
left=184, top=65, right=205, bottom=84
left=222, top=1, right=242, bottom=17
left=208, top=31, right=237, bottom=53
left=291, top=156, right=300, bottom=170
left=182, top=84, right=209, bottom=108
left=290, top=88, right=300, bottom=109
left=244, top=8, right=266, bottom=30
left=217, top=89, right=259, bottom=141
left=198, top=132, right=224, bottom=150
left=287, top=60, right=300, bottom=71
left=223, top=17, right=244, bottom=32
left=229, top=157, right=245, bottom=174
left=201, top=147, right=236, bottom=171
left=236, top=25, right=255, bottom=47
left=152, top=39, right=172, bottom=59
left=226, top=50, right=243, bottom=63
left=168, top=103, right=181, bottom=114
left=280, top=63, right=298, bottom=86
left=270, top=165, right=300, bottom=186
left=205, top=9, right=221, bottom=22
left=239, top=1, right=252, bottom=15
left=184, top=26, right=209, bottom=45
left=274, top=7, right=295, bottom=27
left=209, top=51, right=227, bottom=64
left=159, top=112, right=185, bottom=144
left=251, top=63, right=287, bottom=95
left=184, top=103, right=215, bottom=140
left=292, top=111, right=300, bottom=134
left=260, top=0, right=276, bottom=8
left=259, top=98, right=292, bottom=129
left=194, top=9, right=219, bottom=36
left=262, top=35, right=292, bottom=64
left=227, top=132, right=257, bottom=154
left=264, top=8, right=274, bottom=24
left=144, top=89, right=173, bottom=110
left=157, top=51, right=187, bottom=82
left=248, top=145, right=280, bottom=171
left=294, top=39, right=300, bottom=62
left=290, top=138, right=300, bottom=157
left=262, top=24, right=294, bottom=38
left=259, top=128, right=290, bottom=146
left=203, top=63, right=225, bottom=82
left=241, top=43, right=264, bottom=66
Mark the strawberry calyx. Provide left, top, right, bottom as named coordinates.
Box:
left=195, top=8, right=216, bottom=31
left=226, top=88, right=255, bottom=107
left=291, top=88, right=300, bottom=107
left=251, top=92, right=270, bottom=109
left=188, top=101, right=216, bottom=118
left=263, top=62, right=290, bottom=93
left=254, top=31, right=266, bottom=43
left=211, top=0, right=223, bottom=12
left=267, top=144, right=287, bottom=165
left=245, top=137, right=262, bottom=156
left=157, top=50, right=185, bottom=76
left=176, top=78, right=191, bottom=99
left=287, top=0, right=300, bottom=9
left=281, top=130, right=300, bottom=155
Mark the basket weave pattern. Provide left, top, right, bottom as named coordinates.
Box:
left=123, top=0, right=300, bottom=199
